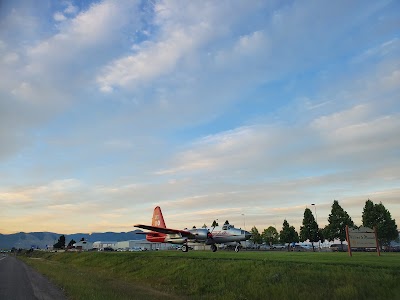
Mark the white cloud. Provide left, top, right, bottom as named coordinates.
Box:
left=64, top=2, right=79, bottom=15
left=0, top=0, right=143, bottom=159
left=2, top=52, right=19, bottom=64
left=53, top=12, right=67, bottom=22
left=96, top=0, right=268, bottom=91
left=311, top=104, right=373, bottom=132
left=97, top=35, right=190, bottom=91
left=97, top=20, right=213, bottom=91
left=28, top=1, right=139, bottom=62
left=352, top=38, right=400, bottom=63
left=11, top=82, right=34, bottom=100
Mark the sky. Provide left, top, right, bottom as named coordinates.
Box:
left=0, top=0, right=399, bottom=235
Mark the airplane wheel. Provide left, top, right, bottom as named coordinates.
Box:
left=181, top=245, right=188, bottom=252
left=211, top=244, right=217, bottom=252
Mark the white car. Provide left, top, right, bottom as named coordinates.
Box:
left=301, top=244, right=314, bottom=250
left=272, top=244, right=286, bottom=249
left=129, top=247, right=143, bottom=252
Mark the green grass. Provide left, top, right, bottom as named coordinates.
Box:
left=20, top=251, right=400, bottom=300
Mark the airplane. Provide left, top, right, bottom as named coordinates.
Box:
left=134, top=206, right=252, bottom=252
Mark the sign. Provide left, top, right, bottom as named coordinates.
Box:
left=345, top=225, right=380, bottom=257
left=348, top=226, right=376, bottom=248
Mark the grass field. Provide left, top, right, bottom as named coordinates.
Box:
left=20, top=250, right=400, bottom=300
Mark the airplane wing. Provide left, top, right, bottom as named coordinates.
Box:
left=134, top=224, right=194, bottom=237
left=135, top=231, right=160, bottom=236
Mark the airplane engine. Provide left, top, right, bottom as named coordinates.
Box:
left=188, top=228, right=208, bottom=242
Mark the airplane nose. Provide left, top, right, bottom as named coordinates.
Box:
left=245, top=231, right=252, bottom=240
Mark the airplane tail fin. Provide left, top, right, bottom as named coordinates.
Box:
left=152, top=206, right=166, bottom=228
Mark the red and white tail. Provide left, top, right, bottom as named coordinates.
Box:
left=152, top=206, right=166, bottom=228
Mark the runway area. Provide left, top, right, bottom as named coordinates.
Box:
left=0, top=255, right=67, bottom=300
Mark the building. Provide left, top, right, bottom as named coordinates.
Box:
left=73, top=240, right=93, bottom=251
left=92, top=241, right=117, bottom=250
left=116, top=240, right=170, bottom=251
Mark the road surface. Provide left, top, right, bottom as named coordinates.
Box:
left=0, top=255, right=67, bottom=300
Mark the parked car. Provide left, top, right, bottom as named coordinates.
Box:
left=272, top=244, right=286, bottom=250
left=259, top=244, right=272, bottom=250
left=291, top=244, right=305, bottom=252
left=129, top=247, right=143, bottom=252
left=330, top=244, right=347, bottom=252
left=301, top=244, right=314, bottom=251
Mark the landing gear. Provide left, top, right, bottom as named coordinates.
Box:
left=211, top=244, right=217, bottom=252
left=235, top=243, right=241, bottom=252
left=181, top=244, right=188, bottom=252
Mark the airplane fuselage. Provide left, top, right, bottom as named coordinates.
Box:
left=146, top=226, right=250, bottom=245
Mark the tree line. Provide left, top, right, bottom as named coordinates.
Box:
left=248, top=199, right=398, bottom=251
left=53, top=199, right=398, bottom=250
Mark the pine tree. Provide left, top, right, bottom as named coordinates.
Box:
left=362, top=199, right=398, bottom=248
left=300, top=208, right=320, bottom=251
left=53, top=235, right=66, bottom=249
left=68, top=239, right=76, bottom=247
left=325, top=200, right=354, bottom=245
left=279, top=220, right=299, bottom=251
left=211, top=220, right=219, bottom=227
left=362, top=199, right=375, bottom=226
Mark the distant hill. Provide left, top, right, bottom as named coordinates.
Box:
left=0, top=230, right=144, bottom=249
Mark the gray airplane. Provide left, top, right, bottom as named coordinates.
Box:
left=134, top=206, right=252, bottom=252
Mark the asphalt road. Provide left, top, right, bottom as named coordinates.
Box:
left=0, top=255, right=67, bottom=300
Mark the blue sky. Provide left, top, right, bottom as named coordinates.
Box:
left=1, top=0, right=399, bottom=234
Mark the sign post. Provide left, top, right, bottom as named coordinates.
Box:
left=374, top=226, right=381, bottom=257
left=345, top=225, right=352, bottom=257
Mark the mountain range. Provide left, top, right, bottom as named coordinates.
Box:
left=0, top=230, right=144, bottom=249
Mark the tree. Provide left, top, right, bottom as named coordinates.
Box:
left=362, top=199, right=398, bottom=248
left=262, top=226, right=279, bottom=246
left=53, top=235, right=66, bottom=249
left=279, top=220, right=299, bottom=251
left=324, top=200, right=354, bottom=245
left=300, top=208, right=320, bottom=251
left=224, top=220, right=230, bottom=225
left=202, top=224, right=207, bottom=228
left=211, top=220, right=219, bottom=227
left=362, top=199, right=375, bottom=227
left=250, top=226, right=262, bottom=244
left=68, top=239, right=76, bottom=247
left=318, top=228, right=325, bottom=244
